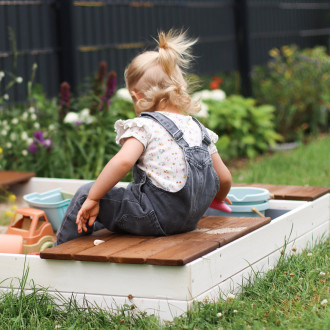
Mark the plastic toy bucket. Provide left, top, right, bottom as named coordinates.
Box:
left=217, top=187, right=271, bottom=217
left=23, top=188, right=71, bottom=231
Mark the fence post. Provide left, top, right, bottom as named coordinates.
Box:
left=234, top=0, right=252, bottom=97
left=56, top=0, right=76, bottom=92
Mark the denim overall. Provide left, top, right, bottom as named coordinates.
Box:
left=55, top=112, right=219, bottom=245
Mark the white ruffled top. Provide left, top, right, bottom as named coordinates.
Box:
left=114, top=111, right=218, bottom=192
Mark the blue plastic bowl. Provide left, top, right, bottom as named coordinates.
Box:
left=23, top=188, right=71, bottom=231
left=228, top=187, right=270, bottom=204
left=209, top=187, right=271, bottom=218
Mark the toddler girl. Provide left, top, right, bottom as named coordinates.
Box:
left=55, top=30, right=232, bottom=245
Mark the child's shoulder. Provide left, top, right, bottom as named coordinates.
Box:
left=114, top=116, right=155, bottom=134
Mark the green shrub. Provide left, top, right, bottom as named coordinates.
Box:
left=196, top=72, right=241, bottom=96
left=200, top=95, right=282, bottom=159
left=253, top=45, right=330, bottom=141
left=0, top=60, right=136, bottom=180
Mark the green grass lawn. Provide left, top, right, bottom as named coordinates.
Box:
left=1, top=238, right=328, bottom=329
left=231, top=134, right=330, bottom=187
left=0, top=135, right=329, bottom=328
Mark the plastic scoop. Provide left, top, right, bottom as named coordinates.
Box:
left=210, top=199, right=232, bottom=213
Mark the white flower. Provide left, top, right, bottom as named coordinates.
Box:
left=34, top=122, right=40, bottom=129
left=64, top=112, right=79, bottom=124
left=193, top=90, right=212, bottom=100
left=217, top=312, right=223, bottom=318
left=16, top=77, right=23, bottom=84
left=43, top=139, right=52, bottom=147
left=319, top=272, right=326, bottom=276
left=27, top=138, right=33, bottom=145
left=11, top=118, right=19, bottom=125
left=22, top=112, right=29, bottom=120
left=233, top=309, right=238, bottom=314
left=48, top=124, right=55, bottom=131
left=31, top=113, right=37, bottom=121
left=32, top=63, right=38, bottom=70
left=21, top=132, right=29, bottom=140
left=1, top=129, right=7, bottom=136
left=320, top=299, right=328, bottom=306
left=10, top=133, right=16, bottom=141
left=79, top=108, right=95, bottom=124
left=196, top=101, right=209, bottom=118
left=2, top=120, right=7, bottom=125
left=22, top=150, right=28, bottom=156
left=29, top=107, right=35, bottom=113
left=192, top=89, right=226, bottom=102
left=6, top=142, right=12, bottom=148
left=3, top=94, right=9, bottom=100
left=0, top=71, right=4, bottom=79
left=226, top=293, right=236, bottom=300
left=116, top=88, right=133, bottom=102
left=307, top=253, right=313, bottom=257
left=210, top=89, right=226, bottom=101
left=268, top=266, right=274, bottom=271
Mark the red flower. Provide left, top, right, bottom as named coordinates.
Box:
left=212, top=76, right=223, bottom=84
left=210, top=81, right=219, bottom=90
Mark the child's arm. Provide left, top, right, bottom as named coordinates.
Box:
left=211, top=152, right=232, bottom=202
left=76, top=137, right=144, bottom=233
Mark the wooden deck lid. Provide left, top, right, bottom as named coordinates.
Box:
left=232, top=183, right=329, bottom=201
left=40, top=216, right=270, bottom=266
left=0, top=171, right=35, bottom=186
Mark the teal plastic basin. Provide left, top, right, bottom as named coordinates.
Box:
left=23, top=188, right=71, bottom=231
left=217, top=187, right=271, bottom=217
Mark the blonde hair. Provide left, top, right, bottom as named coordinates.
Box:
left=124, top=29, right=200, bottom=115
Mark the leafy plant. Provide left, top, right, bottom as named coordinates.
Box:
left=253, top=45, right=330, bottom=141
left=200, top=95, right=282, bottom=159
left=0, top=61, right=136, bottom=180
left=197, top=71, right=241, bottom=96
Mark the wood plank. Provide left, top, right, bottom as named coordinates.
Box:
left=40, top=229, right=115, bottom=260
left=108, top=237, right=184, bottom=264
left=0, top=171, right=35, bottom=186
left=73, top=235, right=153, bottom=262
left=232, top=183, right=330, bottom=201
left=41, top=216, right=272, bottom=265
left=146, top=240, right=219, bottom=266
left=197, top=216, right=271, bottom=246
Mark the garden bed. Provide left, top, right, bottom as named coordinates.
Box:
left=0, top=177, right=329, bottom=321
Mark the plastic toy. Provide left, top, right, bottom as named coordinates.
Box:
left=0, top=208, right=56, bottom=254
left=23, top=188, right=71, bottom=231
left=210, top=199, right=232, bottom=213
left=211, top=187, right=271, bottom=217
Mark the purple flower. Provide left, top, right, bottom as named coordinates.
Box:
left=93, top=61, right=108, bottom=96
left=28, top=142, right=38, bottom=155
left=58, top=82, right=71, bottom=122
left=98, top=71, right=117, bottom=112
left=33, top=130, right=44, bottom=141
left=105, top=71, right=117, bottom=102
left=42, top=138, right=53, bottom=151
left=28, top=131, right=53, bottom=154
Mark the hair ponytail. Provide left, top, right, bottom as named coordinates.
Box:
left=157, top=29, right=196, bottom=77
left=125, top=29, right=201, bottom=115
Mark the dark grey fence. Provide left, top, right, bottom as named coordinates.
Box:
left=0, top=0, right=329, bottom=102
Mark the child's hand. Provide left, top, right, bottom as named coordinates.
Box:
left=76, top=198, right=100, bottom=233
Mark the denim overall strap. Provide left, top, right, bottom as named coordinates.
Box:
left=191, top=117, right=212, bottom=147
left=140, top=112, right=190, bottom=149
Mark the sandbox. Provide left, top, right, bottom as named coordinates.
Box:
left=0, top=177, right=329, bottom=321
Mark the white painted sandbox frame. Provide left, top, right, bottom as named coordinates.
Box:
left=0, top=178, right=329, bottom=321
